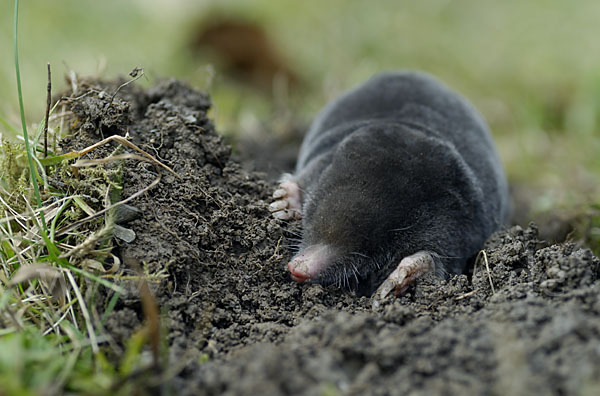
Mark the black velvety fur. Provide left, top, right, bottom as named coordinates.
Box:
left=294, top=71, right=510, bottom=295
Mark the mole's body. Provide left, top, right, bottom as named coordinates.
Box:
left=270, top=71, right=510, bottom=297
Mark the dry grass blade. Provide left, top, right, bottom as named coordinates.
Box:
left=0, top=195, right=75, bottom=227
left=80, top=253, right=120, bottom=274
left=475, top=250, right=495, bottom=294
left=105, top=66, right=144, bottom=109
left=8, top=263, right=68, bottom=302
left=69, top=134, right=180, bottom=179
left=455, top=290, right=476, bottom=301
left=59, top=223, right=113, bottom=260
left=73, top=152, right=165, bottom=170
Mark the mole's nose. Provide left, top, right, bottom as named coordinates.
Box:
left=287, top=244, right=333, bottom=283
left=288, top=261, right=311, bottom=282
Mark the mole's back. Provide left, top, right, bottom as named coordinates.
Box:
left=296, top=71, right=510, bottom=227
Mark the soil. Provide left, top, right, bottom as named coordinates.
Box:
left=58, top=77, right=600, bottom=395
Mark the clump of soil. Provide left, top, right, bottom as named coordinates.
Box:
left=59, top=77, right=600, bottom=395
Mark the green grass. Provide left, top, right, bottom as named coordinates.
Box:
left=1, top=1, right=160, bottom=394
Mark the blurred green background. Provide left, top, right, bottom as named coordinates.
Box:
left=1, top=0, right=599, bottom=228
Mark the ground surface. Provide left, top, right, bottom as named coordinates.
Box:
left=61, top=79, right=600, bottom=395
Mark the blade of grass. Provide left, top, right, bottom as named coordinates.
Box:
left=49, top=198, right=71, bottom=243
left=13, top=0, right=42, bottom=212
left=65, top=270, right=98, bottom=353
left=39, top=152, right=81, bottom=166
left=101, top=292, right=120, bottom=325
left=66, top=265, right=126, bottom=294
left=44, top=63, right=51, bottom=158
left=13, top=0, right=58, bottom=268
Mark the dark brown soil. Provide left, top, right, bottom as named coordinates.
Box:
left=59, top=78, right=600, bottom=396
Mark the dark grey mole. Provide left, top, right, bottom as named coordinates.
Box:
left=280, top=71, right=510, bottom=296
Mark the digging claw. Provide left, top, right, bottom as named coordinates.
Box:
left=270, top=178, right=302, bottom=221
left=269, top=200, right=288, bottom=212
left=272, top=209, right=297, bottom=220
left=377, top=279, right=395, bottom=300
left=372, top=251, right=434, bottom=308
left=377, top=277, right=410, bottom=300
left=272, top=188, right=287, bottom=199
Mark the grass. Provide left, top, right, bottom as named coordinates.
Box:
left=1, top=1, right=164, bottom=394
left=0, top=111, right=163, bottom=393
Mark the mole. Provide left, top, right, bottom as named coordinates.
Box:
left=269, top=71, right=510, bottom=299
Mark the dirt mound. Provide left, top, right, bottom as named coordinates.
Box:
left=60, top=78, right=600, bottom=395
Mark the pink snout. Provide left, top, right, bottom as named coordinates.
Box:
left=288, top=260, right=311, bottom=282
left=287, top=244, right=334, bottom=283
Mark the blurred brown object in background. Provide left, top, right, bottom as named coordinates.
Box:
left=190, top=19, right=300, bottom=92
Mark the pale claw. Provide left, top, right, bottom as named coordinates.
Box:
left=269, top=200, right=288, bottom=212
left=377, top=278, right=397, bottom=301
left=273, top=188, right=287, bottom=199
left=270, top=178, right=302, bottom=221
left=373, top=251, right=434, bottom=305
left=272, top=209, right=296, bottom=220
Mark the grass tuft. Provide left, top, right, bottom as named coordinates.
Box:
left=0, top=2, right=170, bottom=394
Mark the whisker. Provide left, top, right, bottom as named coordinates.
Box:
left=283, top=237, right=303, bottom=243
left=351, top=263, right=359, bottom=286
left=371, top=256, right=381, bottom=270
left=389, top=211, right=424, bottom=233
left=283, top=230, right=303, bottom=237
left=347, top=268, right=351, bottom=289
left=389, top=224, right=416, bottom=232
left=349, top=251, right=370, bottom=259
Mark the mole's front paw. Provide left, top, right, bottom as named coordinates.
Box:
left=374, top=251, right=434, bottom=302
left=269, top=178, right=302, bottom=220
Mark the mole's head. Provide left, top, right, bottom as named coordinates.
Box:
left=288, top=125, right=439, bottom=293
